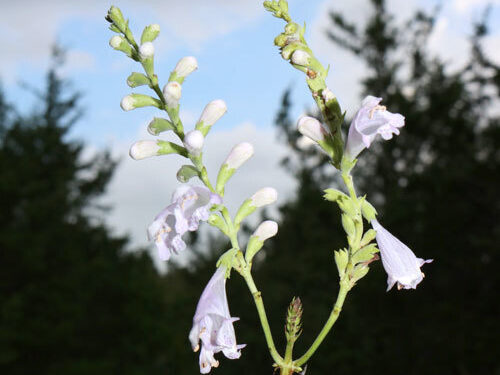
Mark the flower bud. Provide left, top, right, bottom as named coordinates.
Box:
left=291, top=50, right=311, bottom=66
left=224, top=142, right=254, bottom=169
left=253, top=220, right=278, bottom=241
left=174, top=56, right=198, bottom=78
left=297, top=116, right=327, bottom=142
left=148, top=117, right=175, bottom=136
left=139, top=42, right=155, bottom=59
left=322, top=88, right=335, bottom=102
left=250, top=187, right=278, bottom=207
left=106, top=6, right=126, bottom=31
left=296, top=135, right=316, bottom=150
left=120, top=94, right=161, bottom=111
left=129, top=140, right=160, bottom=160
left=361, top=200, right=377, bottom=221
left=126, top=72, right=150, bottom=88
left=245, top=220, right=278, bottom=263
left=141, top=24, right=160, bottom=44
left=109, top=35, right=132, bottom=56
left=196, top=100, right=227, bottom=136
left=183, top=130, right=204, bottom=155
left=163, top=82, right=182, bottom=108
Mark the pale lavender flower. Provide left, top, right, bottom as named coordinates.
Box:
left=147, top=185, right=222, bottom=261
left=189, top=267, right=245, bottom=374
left=345, top=96, right=405, bottom=160
left=371, top=219, right=432, bottom=291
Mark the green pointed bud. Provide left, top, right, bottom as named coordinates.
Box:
left=147, top=117, right=175, bottom=135
left=351, top=264, right=370, bottom=284
left=107, top=6, right=126, bottom=31
left=360, top=229, right=377, bottom=247
left=208, top=214, right=229, bottom=235
left=352, top=244, right=379, bottom=264
left=263, top=1, right=273, bottom=10
left=127, top=72, right=150, bottom=88
left=278, top=0, right=289, bottom=14
left=109, top=24, right=121, bottom=33
left=284, top=22, right=299, bottom=35
left=216, top=142, right=254, bottom=195
left=337, top=197, right=357, bottom=217
left=274, top=33, right=288, bottom=47
left=334, top=249, right=349, bottom=278
left=285, top=297, right=303, bottom=343
left=324, top=188, right=348, bottom=202
left=129, top=140, right=187, bottom=160
left=141, top=24, right=160, bottom=44
left=120, top=94, right=162, bottom=111
left=341, top=214, right=356, bottom=240
left=176, top=165, right=199, bottom=183
left=245, top=220, right=278, bottom=263
left=109, top=35, right=132, bottom=56
left=361, top=199, right=377, bottom=221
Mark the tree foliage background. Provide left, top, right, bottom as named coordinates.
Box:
left=0, top=1, right=498, bottom=374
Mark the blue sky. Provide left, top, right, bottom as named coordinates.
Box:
left=1, top=0, right=499, bottom=266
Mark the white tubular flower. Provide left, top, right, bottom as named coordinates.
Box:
left=139, top=41, right=155, bottom=59
left=174, top=56, right=198, bottom=78
left=129, top=140, right=160, bottom=160
left=224, top=142, right=254, bottom=169
left=120, top=95, right=135, bottom=111
left=189, top=267, right=245, bottom=373
left=184, top=130, right=204, bottom=155
left=297, top=116, right=328, bottom=143
left=345, top=96, right=405, bottom=160
left=163, top=82, right=182, bottom=108
left=250, top=187, right=278, bottom=207
left=253, top=220, right=278, bottom=241
left=199, top=100, right=227, bottom=127
left=291, top=50, right=311, bottom=66
left=371, top=219, right=433, bottom=291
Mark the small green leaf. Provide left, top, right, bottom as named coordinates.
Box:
left=126, top=72, right=150, bottom=88
left=360, top=229, right=377, bottom=247
left=147, top=117, right=175, bottom=135
left=324, top=188, right=348, bottom=202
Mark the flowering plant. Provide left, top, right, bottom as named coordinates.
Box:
left=105, top=1, right=432, bottom=374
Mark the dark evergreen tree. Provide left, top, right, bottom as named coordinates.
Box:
left=0, top=49, right=170, bottom=375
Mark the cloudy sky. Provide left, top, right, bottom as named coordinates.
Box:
left=1, top=0, right=499, bottom=267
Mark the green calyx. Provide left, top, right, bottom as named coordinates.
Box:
left=127, top=72, right=150, bottom=88
left=147, top=117, right=175, bottom=135
left=141, top=24, right=160, bottom=44
left=157, top=140, right=187, bottom=157
left=176, top=165, right=199, bottom=183
left=216, top=164, right=236, bottom=196
left=245, top=236, right=264, bottom=265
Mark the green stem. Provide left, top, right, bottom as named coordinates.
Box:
left=241, top=265, right=283, bottom=366
left=295, top=278, right=350, bottom=367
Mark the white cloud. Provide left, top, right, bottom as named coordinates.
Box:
left=453, top=0, right=500, bottom=13
left=0, top=0, right=262, bottom=78
left=101, top=121, right=295, bottom=269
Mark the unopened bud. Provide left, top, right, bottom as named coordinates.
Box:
left=120, top=94, right=161, bottom=111
left=224, top=142, right=254, bottom=169
left=129, top=141, right=160, bottom=160
left=183, top=130, right=204, bottom=155
left=141, top=24, right=160, bottom=44
left=109, top=35, right=132, bottom=56
left=291, top=50, right=311, bottom=66
left=251, top=187, right=278, bottom=207
left=174, top=56, right=198, bottom=78
left=285, top=297, right=303, bottom=342
left=107, top=6, right=126, bottom=31
left=322, top=88, right=335, bottom=102
left=296, top=135, right=316, bottom=150
left=253, top=220, right=278, bottom=241
left=139, top=42, right=155, bottom=59
left=196, top=100, right=227, bottom=136
left=297, top=116, right=327, bottom=142
left=163, top=82, right=182, bottom=108
left=361, top=200, right=377, bottom=221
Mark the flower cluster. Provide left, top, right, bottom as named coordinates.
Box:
left=147, top=185, right=222, bottom=261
